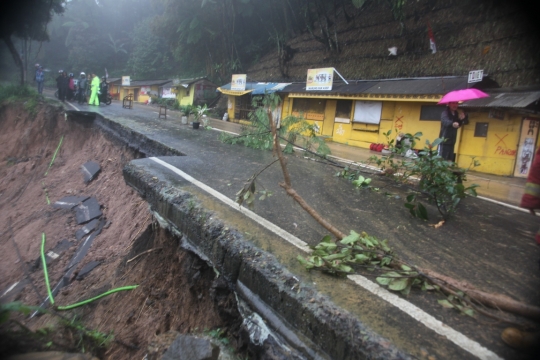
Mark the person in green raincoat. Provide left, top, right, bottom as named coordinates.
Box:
left=88, top=73, right=100, bottom=106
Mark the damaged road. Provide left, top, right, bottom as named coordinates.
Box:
left=1, top=99, right=539, bottom=360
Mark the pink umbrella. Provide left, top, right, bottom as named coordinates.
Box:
left=437, top=88, right=489, bottom=104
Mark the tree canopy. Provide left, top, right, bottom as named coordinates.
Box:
left=0, top=0, right=65, bottom=84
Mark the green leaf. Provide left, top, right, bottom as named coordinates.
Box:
left=338, top=265, right=353, bottom=273
left=388, top=277, right=409, bottom=291
left=406, top=194, right=415, bottom=202
left=340, top=231, right=360, bottom=245
left=463, top=308, right=475, bottom=317
left=354, top=254, right=370, bottom=262
left=323, top=253, right=347, bottom=261
left=417, top=203, right=428, bottom=220
left=432, top=138, right=443, bottom=147
left=321, top=235, right=333, bottom=243
left=401, top=264, right=412, bottom=271
left=438, top=299, right=454, bottom=308
left=376, top=276, right=392, bottom=285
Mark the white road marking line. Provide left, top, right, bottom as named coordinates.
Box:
left=149, top=157, right=311, bottom=253
left=148, top=157, right=504, bottom=360
left=348, top=275, right=503, bottom=360
left=1, top=282, right=20, bottom=297
left=65, top=101, right=80, bottom=111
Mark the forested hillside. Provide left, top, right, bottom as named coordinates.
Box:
left=1, top=0, right=538, bottom=88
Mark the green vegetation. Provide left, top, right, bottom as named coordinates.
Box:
left=1, top=302, right=113, bottom=356
left=220, top=94, right=329, bottom=157
left=0, top=84, right=43, bottom=115
left=297, top=230, right=476, bottom=317
left=367, top=130, right=479, bottom=220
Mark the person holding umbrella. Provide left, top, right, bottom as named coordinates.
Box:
left=437, top=88, right=489, bottom=162
left=438, top=101, right=468, bottom=162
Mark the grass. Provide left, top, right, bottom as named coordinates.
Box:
left=0, top=83, right=44, bottom=116
left=1, top=302, right=113, bottom=357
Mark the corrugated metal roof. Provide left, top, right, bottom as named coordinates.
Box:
left=367, top=77, right=468, bottom=94
left=124, top=80, right=170, bottom=87
left=285, top=82, right=374, bottom=94
left=284, top=77, right=471, bottom=95
left=461, top=91, right=540, bottom=108
left=218, top=82, right=292, bottom=95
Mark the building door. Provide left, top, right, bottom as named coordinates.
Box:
left=133, top=88, right=139, bottom=102
left=514, top=118, right=539, bottom=177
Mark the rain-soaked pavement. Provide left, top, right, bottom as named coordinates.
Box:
left=62, top=99, right=539, bottom=360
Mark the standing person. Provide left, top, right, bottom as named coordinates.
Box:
left=88, top=73, right=100, bottom=106
left=55, top=70, right=63, bottom=100
left=99, top=76, right=108, bottom=102
left=57, top=71, right=69, bottom=102
left=35, top=66, right=45, bottom=95
left=438, top=101, right=468, bottom=162
left=86, top=74, right=93, bottom=99
left=67, top=73, right=75, bottom=101
left=77, top=72, right=87, bottom=104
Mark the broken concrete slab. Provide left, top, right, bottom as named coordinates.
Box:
left=161, top=335, right=219, bottom=360
left=75, top=197, right=102, bottom=224
left=30, top=239, right=73, bottom=272
left=66, top=218, right=105, bottom=273
left=75, top=219, right=100, bottom=240
left=81, top=161, right=101, bottom=183
left=76, top=261, right=101, bottom=280
left=52, top=195, right=90, bottom=209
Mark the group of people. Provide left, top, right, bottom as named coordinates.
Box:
left=55, top=70, right=106, bottom=106
left=33, top=64, right=108, bottom=106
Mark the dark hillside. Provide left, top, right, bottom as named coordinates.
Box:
left=247, top=0, right=540, bottom=88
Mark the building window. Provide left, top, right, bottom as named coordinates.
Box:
left=292, top=98, right=326, bottom=121
left=420, top=105, right=445, bottom=121
left=474, top=122, right=489, bottom=137
left=336, top=100, right=352, bottom=118
left=353, top=101, right=382, bottom=124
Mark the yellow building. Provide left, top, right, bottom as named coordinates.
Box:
left=160, top=78, right=218, bottom=107
left=116, top=80, right=170, bottom=103
left=219, top=77, right=540, bottom=177
left=217, top=82, right=292, bottom=124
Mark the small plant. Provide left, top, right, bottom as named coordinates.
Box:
left=194, top=104, right=209, bottom=126
left=352, top=175, right=371, bottom=188
left=180, top=104, right=194, bottom=117
left=367, top=130, right=479, bottom=220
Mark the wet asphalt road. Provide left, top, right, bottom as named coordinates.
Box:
left=63, top=99, right=540, bottom=360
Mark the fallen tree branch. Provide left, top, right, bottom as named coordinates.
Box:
left=420, top=268, right=540, bottom=322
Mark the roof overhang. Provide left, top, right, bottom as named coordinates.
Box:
left=288, top=92, right=441, bottom=102
left=217, top=87, right=254, bottom=96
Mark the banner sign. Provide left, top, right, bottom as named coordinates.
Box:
left=121, top=76, right=130, bottom=86
left=514, top=118, right=539, bottom=177
left=306, top=68, right=334, bottom=90
left=468, top=70, right=483, bottom=83
left=231, top=74, right=247, bottom=91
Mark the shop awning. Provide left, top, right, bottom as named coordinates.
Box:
left=461, top=91, right=540, bottom=108
left=217, top=87, right=253, bottom=96
left=218, top=82, right=292, bottom=96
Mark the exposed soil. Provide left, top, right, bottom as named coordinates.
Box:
left=0, top=102, right=243, bottom=359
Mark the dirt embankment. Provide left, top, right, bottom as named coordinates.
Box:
left=0, top=102, right=243, bottom=359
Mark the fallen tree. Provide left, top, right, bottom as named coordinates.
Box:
left=229, top=93, right=540, bottom=329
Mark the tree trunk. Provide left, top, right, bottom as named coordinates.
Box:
left=2, top=35, right=25, bottom=86
left=421, top=268, right=540, bottom=321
